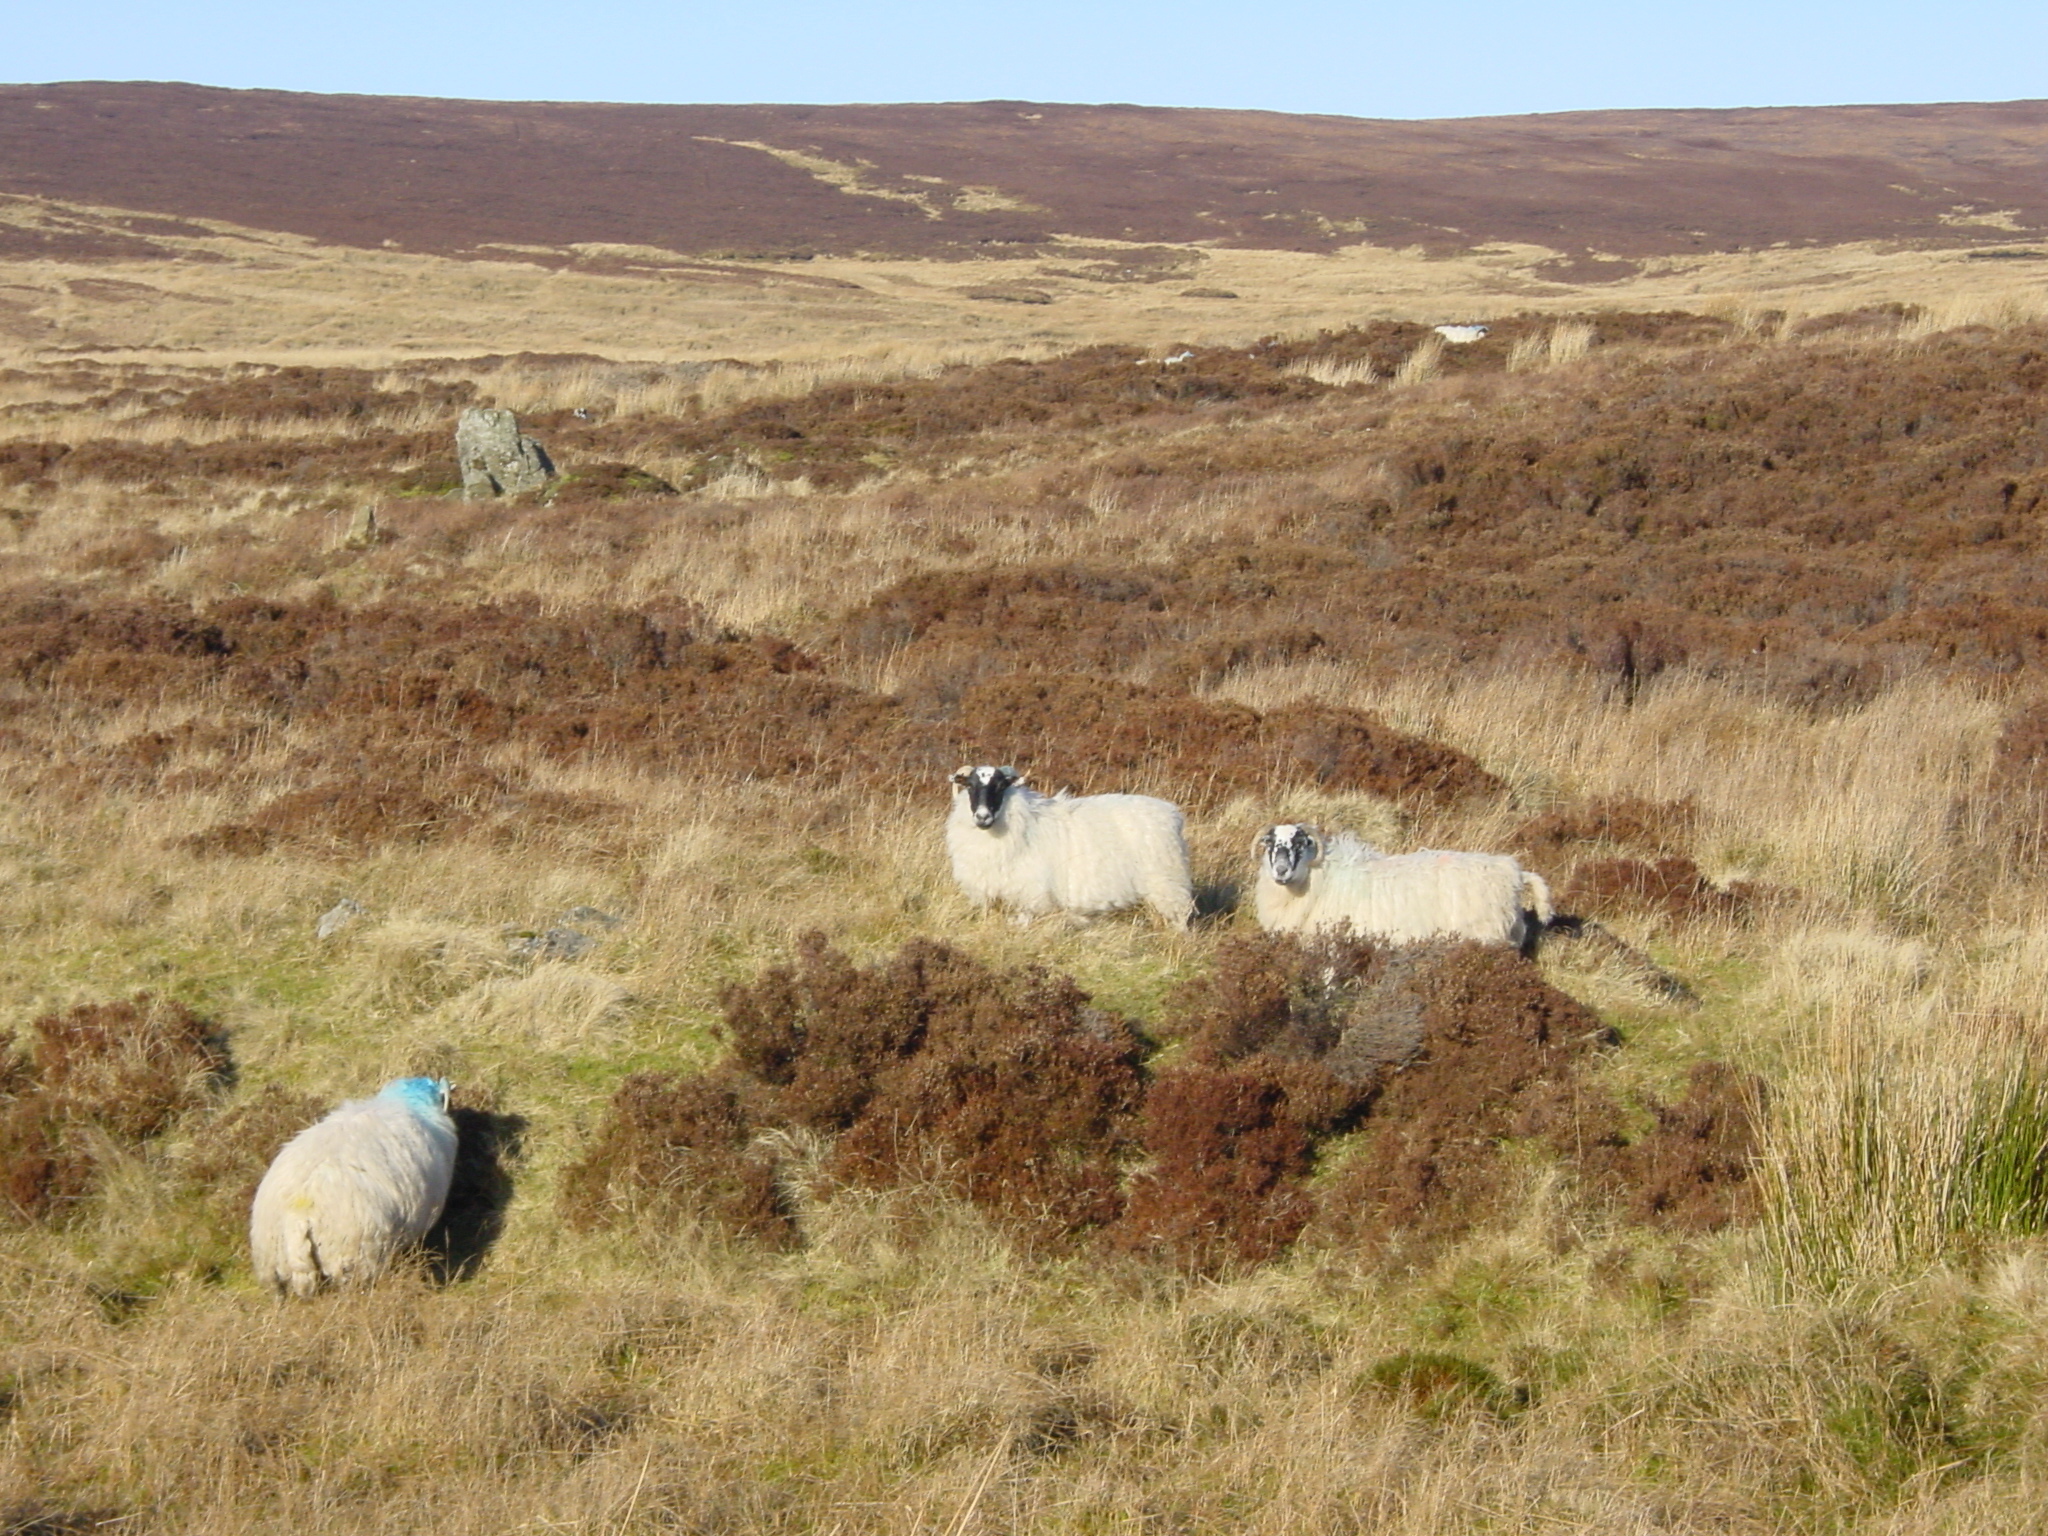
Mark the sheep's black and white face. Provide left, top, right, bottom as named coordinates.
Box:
left=1256, top=823, right=1321, bottom=886
left=951, top=765, right=1021, bottom=829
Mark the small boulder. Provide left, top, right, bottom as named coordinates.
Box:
left=457, top=407, right=555, bottom=501
left=315, top=898, right=366, bottom=939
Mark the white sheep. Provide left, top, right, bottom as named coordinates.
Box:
left=249, top=1076, right=458, bottom=1298
left=1252, top=823, right=1552, bottom=950
left=947, top=765, right=1194, bottom=927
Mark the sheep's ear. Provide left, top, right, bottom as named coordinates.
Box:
left=950, top=767, right=973, bottom=787
left=1009, top=769, right=1028, bottom=786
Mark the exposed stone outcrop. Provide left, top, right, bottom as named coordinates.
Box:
left=457, top=407, right=554, bottom=500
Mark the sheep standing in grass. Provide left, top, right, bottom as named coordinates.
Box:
left=249, top=1076, right=458, bottom=1297
left=1253, top=823, right=1552, bottom=951
left=947, top=765, right=1194, bottom=927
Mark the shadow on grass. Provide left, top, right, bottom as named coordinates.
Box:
left=428, top=1105, right=527, bottom=1284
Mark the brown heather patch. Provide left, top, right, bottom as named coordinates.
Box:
left=1, top=995, right=228, bottom=1224
left=1597, top=1060, right=1768, bottom=1232
left=810, top=322, right=2048, bottom=700
left=557, top=1069, right=792, bottom=1244
left=947, top=673, right=1500, bottom=806
left=174, top=768, right=621, bottom=860
left=571, top=936, right=1147, bottom=1247
left=1560, top=855, right=1757, bottom=923
left=1111, top=1063, right=1318, bottom=1275
left=728, top=934, right=1148, bottom=1243
left=1511, top=794, right=1699, bottom=859
left=151, top=364, right=476, bottom=425
left=10, top=321, right=2048, bottom=707
left=1311, top=944, right=1621, bottom=1256
left=25, top=994, right=227, bottom=1142
left=570, top=933, right=1757, bottom=1275
left=0, top=589, right=1498, bottom=856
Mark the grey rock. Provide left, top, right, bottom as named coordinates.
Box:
left=342, top=505, right=379, bottom=547
left=457, top=407, right=555, bottom=501
left=561, top=905, right=622, bottom=930
left=315, top=898, right=366, bottom=939
left=508, top=925, right=594, bottom=962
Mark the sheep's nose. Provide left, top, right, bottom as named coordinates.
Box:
left=974, top=810, right=996, bottom=828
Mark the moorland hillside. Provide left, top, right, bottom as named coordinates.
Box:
left=3, top=86, right=2048, bottom=1535
left=5, top=83, right=2048, bottom=262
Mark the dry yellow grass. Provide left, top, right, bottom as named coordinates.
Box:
left=6, top=194, right=2048, bottom=369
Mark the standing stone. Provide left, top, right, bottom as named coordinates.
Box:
left=456, top=407, right=554, bottom=500
left=342, top=505, right=379, bottom=547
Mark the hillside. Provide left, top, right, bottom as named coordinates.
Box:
left=5, top=86, right=2048, bottom=1536
left=4, top=83, right=2048, bottom=264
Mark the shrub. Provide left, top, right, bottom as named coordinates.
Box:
left=1560, top=856, right=1753, bottom=922
left=727, top=934, right=1148, bottom=1243
left=1596, top=1061, right=1767, bottom=1232
left=557, top=1070, right=791, bottom=1244
left=0, top=995, right=229, bottom=1225
left=1312, top=944, right=1619, bottom=1254
left=1110, top=1064, right=1317, bottom=1275
left=27, top=995, right=227, bottom=1142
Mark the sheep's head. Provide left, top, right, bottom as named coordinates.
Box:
left=1256, top=823, right=1321, bottom=887
left=950, top=765, right=1024, bottom=829
left=382, top=1076, right=453, bottom=1116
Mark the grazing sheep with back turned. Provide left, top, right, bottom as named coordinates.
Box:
left=947, top=765, right=1194, bottom=927
left=1254, top=823, right=1552, bottom=951
left=249, top=1076, right=458, bottom=1297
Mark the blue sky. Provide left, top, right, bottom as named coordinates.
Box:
left=8, top=0, right=2045, bottom=119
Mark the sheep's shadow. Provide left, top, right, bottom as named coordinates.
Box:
left=1193, top=879, right=1242, bottom=925
left=426, top=1105, right=527, bottom=1284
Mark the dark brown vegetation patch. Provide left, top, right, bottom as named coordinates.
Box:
left=1560, top=856, right=1754, bottom=923
left=1587, top=1061, right=1767, bottom=1232
left=1113, top=1064, right=1318, bottom=1273
left=153, top=365, right=476, bottom=425
left=726, top=934, right=1148, bottom=1241
left=950, top=673, right=1501, bottom=805
left=1512, top=795, right=1698, bottom=859
left=0, top=995, right=228, bottom=1224
left=176, top=769, right=620, bottom=860
left=559, top=1069, right=792, bottom=1243
left=567, top=935, right=1147, bottom=1246
left=12, top=320, right=2048, bottom=712
left=1311, top=944, right=1621, bottom=1255
left=568, top=933, right=1757, bottom=1274
left=0, top=591, right=1498, bottom=855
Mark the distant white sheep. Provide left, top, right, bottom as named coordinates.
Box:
left=1432, top=323, right=1490, bottom=344
left=1253, top=823, right=1552, bottom=950
left=947, top=765, right=1194, bottom=927
left=249, top=1076, right=458, bottom=1297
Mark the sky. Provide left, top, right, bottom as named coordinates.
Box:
left=7, top=0, right=2046, bottom=120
